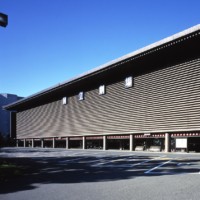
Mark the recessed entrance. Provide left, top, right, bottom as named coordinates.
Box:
left=69, top=137, right=83, bottom=149
left=188, top=137, right=200, bottom=152
left=106, top=135, right=130, bottom=150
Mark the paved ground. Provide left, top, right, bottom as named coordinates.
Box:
left=0, top=147, right=200, bottom=200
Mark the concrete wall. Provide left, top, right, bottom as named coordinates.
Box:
left=0, top=94, right=23, bottom=136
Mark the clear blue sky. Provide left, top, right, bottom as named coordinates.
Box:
left=1, top=0, right=200, bottom=97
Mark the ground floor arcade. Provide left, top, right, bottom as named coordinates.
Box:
left=16, top=132, right=200, bottom=153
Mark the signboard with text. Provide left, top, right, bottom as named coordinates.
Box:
left=99, top=85, right=105, bottom=95
left=79, top=92, right=84, bottom=100
left=63, top=97, right=67, bottom=105
left=176, top=138, right=187, bottom=148
left=125, top=76, right=132, bottom=88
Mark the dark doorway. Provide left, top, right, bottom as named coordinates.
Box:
left=69, top=140, right=82, bottom=149
left=108, top=139, right=129, bottom=150
left=86, top=140, right=103, bottom=149
left=55, top=140, right=66, bottom=148
left=188, top=137, right=200, bottom=152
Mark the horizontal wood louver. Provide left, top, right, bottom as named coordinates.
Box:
left=16, top=58, right=200, bottom=138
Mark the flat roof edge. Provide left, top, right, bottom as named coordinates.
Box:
left=3, top=83, right=60, bottom=110
left=4, top=24, right=200, bottom=110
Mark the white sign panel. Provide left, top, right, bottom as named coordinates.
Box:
left=99, top=85, right=105, bottom=95
left=125, top=76, right=132, bottom=88
left=79, top=92, right=84, bottom=101
left=63, top=97, right=67, bottom=105
left=176, top=138, right=187, bottom=148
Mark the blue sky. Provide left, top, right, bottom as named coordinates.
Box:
left=1, top=0, right=200, bottom=97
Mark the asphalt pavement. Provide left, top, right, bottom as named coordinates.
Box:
left=0, top=147, right=200, bottom=200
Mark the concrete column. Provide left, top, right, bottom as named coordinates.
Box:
left=24, top=139, right=26, bottom=147
left=66, top=137, right=69, bottom=149
left=120, top=141, right=123, bottom=150
left=53, top=138, right=55, bottom=148
left=103, top=136, right=107, bottom=150
left=32, top=139, right=34, bottom=148
left=41, top=139, right=44, bottom=148
left=83, top=136, right=86, bottom=150
left=165, top=133, right=171, bottom=152
left=130, top=134, right=133, bottom=151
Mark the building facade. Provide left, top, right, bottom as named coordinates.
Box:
left=0, top=93, right=23, bottom=136
left=4, top=25, right=200, bottom=152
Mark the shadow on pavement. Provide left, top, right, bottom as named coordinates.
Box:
left=0, top=148, right=199, bottom=194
